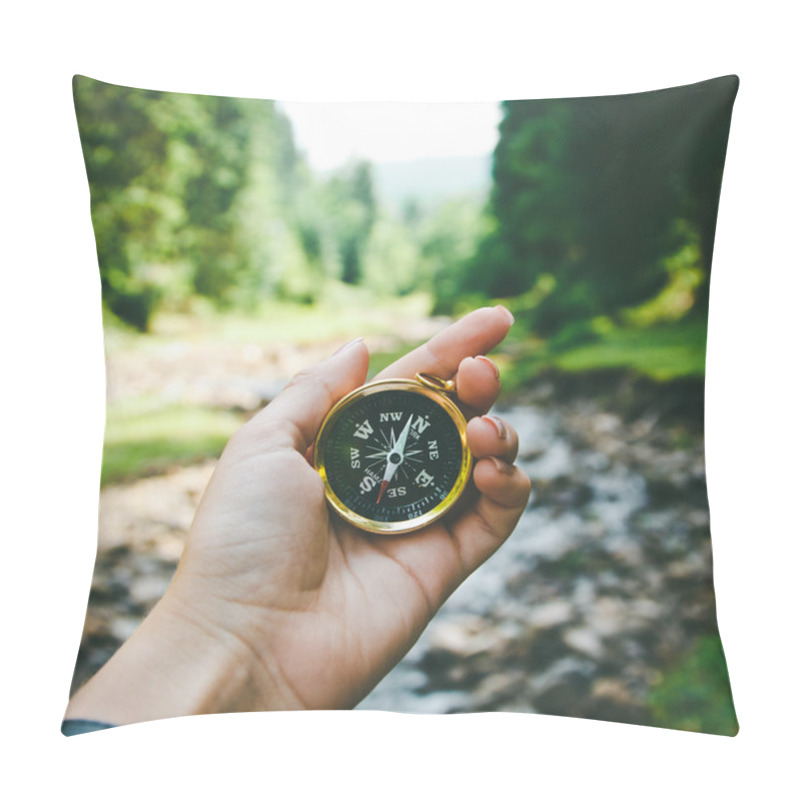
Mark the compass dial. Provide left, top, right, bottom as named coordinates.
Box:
left=314, top=381, right=471, bottom=533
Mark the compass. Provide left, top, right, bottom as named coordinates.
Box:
left=313, top=373, right=472, bottom=534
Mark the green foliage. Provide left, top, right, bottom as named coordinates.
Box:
left=419, top=197, right=490, bottom=309
left=320, top=160, right=378, bottom=286
left=74, top=79, right=170, bottom=330
left=179, top=96, right=251, bottom=300
left=75, top=74, right=489, bottom=326
left=73, top=76, right=314, bottom=327
left=479, top=96, right=678, bottom=331
left=647, top=635, right=739, bottom=736
left=622, top=220, right=705, bottom=328
left=362, top=214, right=420, bottom=295
left=438, top=85, right=734, bottom=355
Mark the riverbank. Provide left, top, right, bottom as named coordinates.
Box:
left=359, top=385, right=735, bottom=734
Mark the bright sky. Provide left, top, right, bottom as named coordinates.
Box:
left=278, top=101, right=503, bottom=171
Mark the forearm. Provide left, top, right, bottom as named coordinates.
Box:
left=65, top=588, right=302, bottom=727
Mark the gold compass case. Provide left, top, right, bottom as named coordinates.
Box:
left=313, top=374, right=472, bottom=534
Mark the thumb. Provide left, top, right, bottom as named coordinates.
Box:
left=248, top=338, right=369, bottom=453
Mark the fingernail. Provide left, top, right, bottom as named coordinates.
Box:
left=495, top=305, right=515, bottom=325
left=475, top=355, right=500, bottom=380
left=332, top=337, right=363, bottom=357
left=490, top=456, right=514, bottom=475
left=482, top=415, right=507, bottom=439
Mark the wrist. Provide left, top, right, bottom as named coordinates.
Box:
left=65, top=583, right=302, bottom=726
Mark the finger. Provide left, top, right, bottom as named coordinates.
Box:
left=356, top=456, right=529, bottom=615
left=374, top=305, right=514, bottom=381
left=449, top=458, right=531, bottom=573
left=455, top=355, right=502, bottom=415
left=240, top=338, right=369, bottom=453
left=466, top=415, right=519, bottom=462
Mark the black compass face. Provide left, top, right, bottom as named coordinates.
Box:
left=323, top=389, right=465, bottom=525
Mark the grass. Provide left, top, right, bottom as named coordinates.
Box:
left=500, top=318, right=708, bottom=391
left=552, top=321, right=707, bottom=380
left=101, top=399, right=244, bottom=485
left=647, top=635, right=739, bottom=736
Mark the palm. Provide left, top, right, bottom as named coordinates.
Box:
left=181, top=432, right=471, bottom=708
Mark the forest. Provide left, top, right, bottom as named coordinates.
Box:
left=74, top=75, right=728, bottom=380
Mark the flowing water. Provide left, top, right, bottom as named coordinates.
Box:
left=357, top=400, right=714, bottom=721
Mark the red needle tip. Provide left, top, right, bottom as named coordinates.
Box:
left=376, top=480, right=389, bottom=505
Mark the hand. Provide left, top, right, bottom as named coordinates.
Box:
left=65, top=306, right=531, bottom=724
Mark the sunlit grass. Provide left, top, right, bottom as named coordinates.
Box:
left=103, top=285, right=434, bottom=354
left=101, top=399, right=244, bottom=485
left=501, top=319, right=707, bottom=388
left=552, top=320, right=707, bottom=380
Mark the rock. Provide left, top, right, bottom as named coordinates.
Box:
left=591, top=677, right=635, bottom=705
left=524, top=626, right=569, bottom=671
left=647, top=478, right=687, bottom=508
left=563, top=627, right=604, bottom=659
left=585, top=597, right=630, bottom=637
left=523, top=439, right=574, bottom=481
left=408, top=690, right=473, bottom=715
left=98, top=462, right=215, bottom=550
left=152, top=534, right=185, bottom=562
left=516, top=511, right=582, bottom=561
left=528, top=600, right=574, bottom=629
left=603, top=537, right=646, bottom=567
left=426, top=615, right=508, bottom=659
left=594, top=413, right=622, bottom=435
left=129, top=572, right=172, bottom=607
left=109, top=616, right=140, bottom=642
left=629, top=598, right=662, bottom=623
left=81, top=609, right=111, bottom=638
left=630, top=415, right=658, bottom=440
left=530, top=656, right=596, bottom=715
left=580, top=451, right=611, bottom=471
left=596, top=570, right=622, bottom=591
left=571, top=577, right=597, bottom=614
left=473, top=671, right=528, bottom=708
left=686, top=508, right=710, bottom=528
left=665, top=550, right=708, bottom=581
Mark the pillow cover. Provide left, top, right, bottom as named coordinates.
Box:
left=67, top=74, right=739, bottom=735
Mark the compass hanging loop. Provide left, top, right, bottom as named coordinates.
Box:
left=415, top=373, right=457, bottom=396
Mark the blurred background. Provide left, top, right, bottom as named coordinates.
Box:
left=70, top=75, right=736, bottom=734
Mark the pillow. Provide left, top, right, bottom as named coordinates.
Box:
left=67, top=74, right=738, bottom=735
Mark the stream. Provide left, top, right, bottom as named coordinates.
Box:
left=357, top=396, right=715, bottom=722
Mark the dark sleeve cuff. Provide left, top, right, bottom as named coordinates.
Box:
left=61, top=718, right=117, bottom=736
